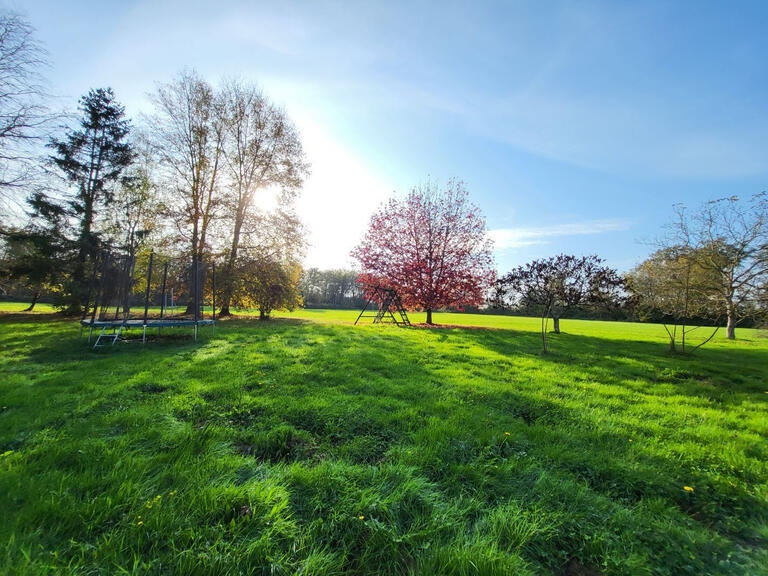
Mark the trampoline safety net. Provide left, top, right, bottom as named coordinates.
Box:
left=80, top=250, right=216, bottom=347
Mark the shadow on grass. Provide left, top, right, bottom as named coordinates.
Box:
left=463, top=326, right=768, bottom=398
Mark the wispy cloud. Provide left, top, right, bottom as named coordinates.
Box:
left=490, top=219, right=630, bottom=250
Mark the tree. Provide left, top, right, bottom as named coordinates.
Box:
left=627, top=247, right=721, bottom=353
left=150, top=70, right=223, bottom=263
left=758, top=282, right=768, bottom=327
left=668, top=194, right=768, bottom=339
left=35, top=87, right=133, bottom=313
left=0, top=11, right=51, bottom=209
left=495, top=254, right=623, bottom=353
left=217, top=79, right=308, bottom=316
left=236, top=255, right=302, bottom=319
left=0, top=224, right=66, bottom=310
left=352, top=179, right=494, bottom=325
left=300, top=268, right=365, bottom=309
left=104, top=135, right=158, bottom=259
left=227, top=201, right=305, bottom=318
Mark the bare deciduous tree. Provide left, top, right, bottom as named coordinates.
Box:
left=0, top=11, right=52, bottom=209
left=105, top=134, right=158, bottom=259
left=628, top=246, right=721, bottom=353
left=669, top=193, right=768, bottom=339
left=217, top=79, right=308, bottom=316
left=149, top=70, right=224, bottom=262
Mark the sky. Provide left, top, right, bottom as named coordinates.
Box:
left=12, top=0, right=768, bottom=272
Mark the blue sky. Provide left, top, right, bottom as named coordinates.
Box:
left=14, top=0, right=768, bottom=271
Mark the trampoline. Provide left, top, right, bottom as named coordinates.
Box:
left=80, top=250, right=216, bottom=348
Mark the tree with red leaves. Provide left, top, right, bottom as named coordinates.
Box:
left=352, top=179, right=495, bottom=325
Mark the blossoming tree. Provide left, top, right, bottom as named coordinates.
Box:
left=352, top=179, right=495, bottom=324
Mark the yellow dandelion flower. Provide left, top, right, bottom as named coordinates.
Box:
left=146, top=504, right=152, bottom=509
left=683, top=486, right=694, bottom=492
left=504, top=432, right=510, bottom=436
left=358, top=515, right=365, bottom=520
left=137, top=521, right=143, bottom=525
left=169, top=490, right=177, bottom=496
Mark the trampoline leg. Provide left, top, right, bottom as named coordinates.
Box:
left=194, top=325, right=198, bottom=340
left=142, top=325, right=146, bottom=344
left=88, top=326, right=93, bottom=343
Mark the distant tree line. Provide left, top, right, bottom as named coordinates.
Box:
left=300, top=268, right=366, bottom=309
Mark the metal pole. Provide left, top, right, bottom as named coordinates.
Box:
left=143, top=251, right=154, bottom=330
left=159, top=262, right=168, bottom=319
left=211, top=263, right=216, bottom=336
left=193, top=256, right=199, bottom=323
left=125, top=255, right=136, bottom=319
left=115, top=255, right=131, bottom=321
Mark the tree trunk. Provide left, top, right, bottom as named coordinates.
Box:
left=726, top=312, right=736, bottom=340
left=70, top=196, right=95, bottom=316
left=726, top=299, right=736, bottom=340
left=185, top=217, right=200, bottom=316
left=552, top=316, right=560, bottom=334
left=220, top=211, right=244, bottom=317
left=426, top=308, right=433, bottom=325
left=541, top=315, right=548, bottom=353
left=259, top=309, right=269, bottom=320
left=24, top=290, right=40, bottom=312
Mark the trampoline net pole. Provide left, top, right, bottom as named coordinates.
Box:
left=143, top=251, right=154, bottom=325
left=193, top=256, right=199, bottom=323
left=159, top=262, right=168, bottom=319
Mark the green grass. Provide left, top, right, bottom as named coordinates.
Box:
left=1, top=306, right=767, bottom=575
left=0, top=301, right=58, bottom=313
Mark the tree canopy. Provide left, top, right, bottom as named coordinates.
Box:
left=496, top=254, right=623, bottom=352
left=667, top=194, right=768, bottom=339
left=352, top=179, right=495, bottom=324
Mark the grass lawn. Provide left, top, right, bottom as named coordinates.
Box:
left=1, top=305, right=767, bottom=575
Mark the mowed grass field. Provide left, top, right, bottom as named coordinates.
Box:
left=1, top=305, right=767, bottom=575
